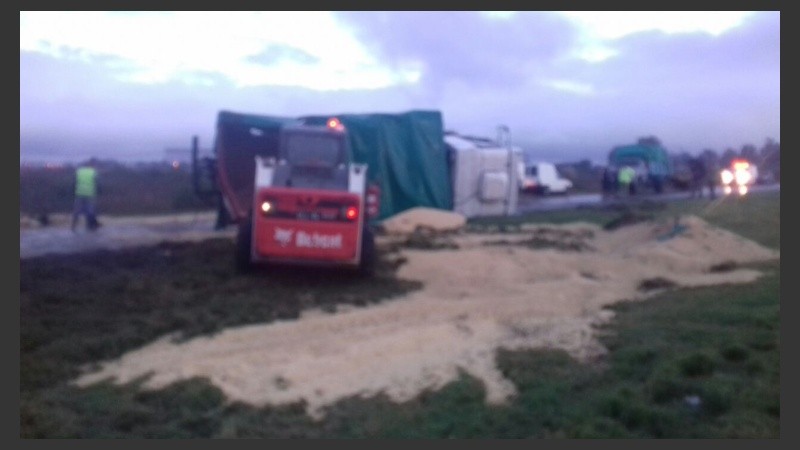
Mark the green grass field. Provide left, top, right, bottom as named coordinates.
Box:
left=19, top=190, right=779, bottom=438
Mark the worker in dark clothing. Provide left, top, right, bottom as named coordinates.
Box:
left=601, top=165, right=619, bottom=199
left=204, top=157, right=230, bottom=230
left=688, top=157, right=707, bottom=199
left=702, top=154, right=718, bottom=199
left=214, top=194, right=230, bottom=230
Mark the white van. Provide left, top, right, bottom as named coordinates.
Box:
left=521, top=162, right=573, bottom=195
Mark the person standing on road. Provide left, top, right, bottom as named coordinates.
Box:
left=205, top=157, right=230, bottom=230
left=71, top=159, right=101, bottom=232
left=688, top=157, right=707, bottom=199
left=602, top=165, right=619, bottom=199
left=618, top=165, right=636, bottom=196
left=703, top=153, right=718, bottom=199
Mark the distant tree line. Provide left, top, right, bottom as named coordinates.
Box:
left=667, top=137, right=780, bottom=185
left=21, top=135, right=780, bottom=217
left=556, top=136, right=780, bottom=193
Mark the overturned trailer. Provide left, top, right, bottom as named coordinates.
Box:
left=200, top=110, right=452, bottom=225
left=194, top=109, right=520, bottom=231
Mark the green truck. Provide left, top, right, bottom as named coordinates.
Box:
left=608, top=140, right=672, bottom=194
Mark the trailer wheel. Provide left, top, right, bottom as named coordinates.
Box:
left=358, top=225, right=376, bottom=276
left=235, top=214, right=254, bottom=273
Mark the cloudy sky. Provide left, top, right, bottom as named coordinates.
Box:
left=19, top=11, right=780, bottom=164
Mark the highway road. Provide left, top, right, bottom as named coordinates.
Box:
left=516, top=182, right=780, bottom=214
left=20, top=183, right=779, bottom=259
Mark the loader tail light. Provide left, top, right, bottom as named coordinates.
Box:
left=344, top=206, right=358, bottom=221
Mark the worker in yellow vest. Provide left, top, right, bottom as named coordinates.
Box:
left=71, top=160, right=101, bottom=231
left=618, top=165, right=637, bottom=196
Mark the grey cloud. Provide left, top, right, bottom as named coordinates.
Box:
left=336, top=11, right=578, bottom=90
left=20, top=51, right=423, bottom=162
left=632, top=16, right=774, bottom=117
left=490, top=12, right=781, bottom=156
left=600, top=11, right=779, bottom=78
left=20, top=12, right=779, bottom=164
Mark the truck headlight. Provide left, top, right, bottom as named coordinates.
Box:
left=735, top=170, right=751, bottom=185
left=720, top=169, right=734, bottom=185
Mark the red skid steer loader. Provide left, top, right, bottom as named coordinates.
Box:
left=197, top=115, right=378, bottom=275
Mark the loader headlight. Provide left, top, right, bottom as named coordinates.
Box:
left=260, top=201, right=273, bottom=214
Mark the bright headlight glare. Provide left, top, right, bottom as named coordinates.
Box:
left=720, top=170, right=734, bottom=185
left=260, top=201, right=272, bottom=213
left=735, top=170, right=751, bottom=185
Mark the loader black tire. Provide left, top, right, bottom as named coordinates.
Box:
left=358, top=225, right=376, bottom=277
left=235, top=215, right=254, bottom=274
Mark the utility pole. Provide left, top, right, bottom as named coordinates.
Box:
left=496, top=125, right=511, bottom=148
left=497, top=125, right=515, bottom=215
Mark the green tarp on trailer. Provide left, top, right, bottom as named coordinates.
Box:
left=302, top=110, right=452, bottom=220
left=214, top=109, right=452, bottom=222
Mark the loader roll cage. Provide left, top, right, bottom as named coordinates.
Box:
left=271, top=126, right=350, bottom=192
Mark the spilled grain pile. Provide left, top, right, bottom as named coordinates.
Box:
left=74, top=214, right=779, bottom=419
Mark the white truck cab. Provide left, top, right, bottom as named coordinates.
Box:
left=521, top=162, right=573, bottom=195
left=517, top=161, right=536, bottom=192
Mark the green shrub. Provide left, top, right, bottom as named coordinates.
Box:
left=679, top=352, right=717, bottom=377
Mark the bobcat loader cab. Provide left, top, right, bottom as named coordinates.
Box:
left=236, top=118, right=376, bottom=273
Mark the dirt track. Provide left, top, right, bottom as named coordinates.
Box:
left=69, top=213, right=779, bottom=420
